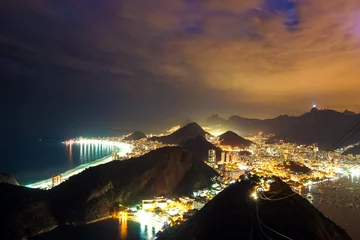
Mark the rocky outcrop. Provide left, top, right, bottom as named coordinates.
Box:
left=157, top=179, right=351, bottom=240
left=1, top=146, right=217, bottom=239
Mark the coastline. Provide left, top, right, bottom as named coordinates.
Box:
left=26, top=142, right=132, bottom=189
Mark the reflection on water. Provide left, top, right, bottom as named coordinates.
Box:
left=119, top=218, right=157, bottom=240
left=75, top=143, right=112, bottom=164
left=302, top=175, right=360, bottom=239
left=120, top=216, right=128, bottom=239
left=33, top=218, right=158, bottom=240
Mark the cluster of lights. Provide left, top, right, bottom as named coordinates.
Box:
left=251, top=191, right=258, bottom=200
left=351, top=168, right=360, bottom=177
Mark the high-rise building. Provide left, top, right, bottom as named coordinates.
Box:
left=221, top=152, right=226, bottom=162
left=208, top=149, right=216, bottom=163
left=52, top=174, right=62, bottom=188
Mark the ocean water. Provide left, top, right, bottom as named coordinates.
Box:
left=32, top=219, right=158, bottom=240
left=1, top=139, right=114, bottom=185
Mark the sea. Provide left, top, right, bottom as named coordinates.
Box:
left=2, top=139, right=114, bottom=185
left=32, top=219, right=158, bottom=240
left=2, top=131, right=160, bottom=240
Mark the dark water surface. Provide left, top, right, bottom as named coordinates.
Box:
left=32, top=219, right=158, bottom=240
left=2, top=140, right=113, bottom=185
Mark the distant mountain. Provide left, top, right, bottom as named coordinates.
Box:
left=151, top=122, right=209, bottom=144
left=206, top=114, right=227, bottom=125
left=123, top=131, right=146, bottom=141
left=0, top=146, right=217, bottom=239
left=157, top=177, right=351, bottom=240
left=0, top=173, right=19, bottom=186
left=218, top=131, right=253, bottom=148
left=208, top=109, right=360, bottom=149
left=342, top=145, right=360, bottom=155
left=343, top=110, right=357, bottom=116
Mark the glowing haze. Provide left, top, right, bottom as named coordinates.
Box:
left=3, top=0, right=360, bottom=134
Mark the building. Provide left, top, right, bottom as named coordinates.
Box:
left=142, top=197, right=168, bottom=210
left=225, top=152, right=231, bottom=163
left=112, top=151, right=120, bottom=160
left=221, top=152, right=226, bottom=162
left=208, top=149, right=216, bottom=163
left=52, top=174, right=62, bottom=187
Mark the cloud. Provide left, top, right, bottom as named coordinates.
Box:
left=2, top=0, right=360, bottom=127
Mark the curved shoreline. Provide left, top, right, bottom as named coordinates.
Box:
left=26, top=142, right=132, bottom=189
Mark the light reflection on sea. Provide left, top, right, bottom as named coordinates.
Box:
left=302, top=175, right=360, bottom=239
left=32, top=218, right=158, bottom=240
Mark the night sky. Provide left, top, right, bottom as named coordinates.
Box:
left=3, top=0, right=360, bottom=138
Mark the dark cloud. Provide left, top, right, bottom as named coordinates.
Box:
left=2, top=0, right=360, bottom=136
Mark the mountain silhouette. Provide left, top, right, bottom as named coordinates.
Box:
left=151, top=122, right=208, bottom=144
left=157, top=177, right=350, bottom=240
left=180, top=135, right=222, bottom=162
left=218, top=131, right=253, bottom=147
left=0, top=146, right=217, bottom=239
left=206, top=109, right=360, bottom=149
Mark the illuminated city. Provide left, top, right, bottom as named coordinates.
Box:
left=3, top=0, right=360, bottom=239
left=26, top=128, right=359, bottom=239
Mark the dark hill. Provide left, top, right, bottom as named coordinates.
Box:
left=151, top=122, right=208, bottom=144
left=180, top=135, right=222, bottom=162
left=343, top=110, right=357, bottom=116
left=0, top=147, right=217, bottom=239
left=0, top=173, right=19, bottom=185
left=157, top=178, right=350, bottom=240
left=123, top=131, right=146, bottom=141
left=343, top=145, right=360, bottom=155
left=284, top=161, right=311, bottom=174
left=218, top=131, right=253, bottom=147
left=209, top=109, right=360, bottom=149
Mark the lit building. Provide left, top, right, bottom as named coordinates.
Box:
left=226, top=152, right=231, bottom=163
left=142, top=197, right=168, bottom=210
left=221, top=152, right=226, bottom=162
left=52, top=174, right=62, bottom=187
left=208, top=150, right=216, bottom=163
left=112, top=151, right=120, bottom=160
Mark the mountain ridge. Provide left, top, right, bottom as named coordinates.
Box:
left=157, top=177, right=351, bottom=240
left=0, top=146, right=217, bottom=239
left=206, top=109, right=360, bottom=149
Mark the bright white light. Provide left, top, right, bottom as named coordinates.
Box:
left=351, top=168, right=360, bottom=177
left=313, top=104, right=316, bottom=108
left=251, top=192, right=258, bottom=200
left=238, top=164, right=248, bottom=170
left=136, top=210, right=150, bottom=222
